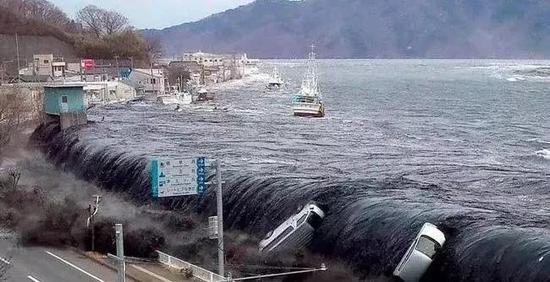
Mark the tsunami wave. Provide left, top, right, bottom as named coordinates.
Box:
left=30, top=122, right=550, bottom=281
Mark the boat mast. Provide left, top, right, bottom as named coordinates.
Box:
left=307, top=45, right=318, bottom=96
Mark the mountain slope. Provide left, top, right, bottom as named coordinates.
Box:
left=144, top=0, right=550, bottom=58
left=0, top=9, right=77, bottom=61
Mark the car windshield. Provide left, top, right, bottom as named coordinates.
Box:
left=306, top=212, right=323, bottom=229
left=415, top=235, right=441, bottom=259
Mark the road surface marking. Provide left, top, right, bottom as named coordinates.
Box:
left=0, top=257, right=10, bottom=265
left=131, top=264, right=175, bottom=282
left=45, top=251, right=105, bottom=282
left=27, top=275, right=41, bottom=282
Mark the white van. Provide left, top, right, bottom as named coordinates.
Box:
left=393, top=223, right=446, bottom=282
left=259, top=203, right=325, bottom=254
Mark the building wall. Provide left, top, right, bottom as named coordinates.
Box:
left=44, top=87, right=86, bottom=115
left=115, top=82, right=136, bottom=100
left=33, top=54, right=54, bottom=77
left=60, top=112, right=87, bottom=129
left=128, top=70, right=165, bottom=95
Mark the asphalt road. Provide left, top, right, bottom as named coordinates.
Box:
left=0, top=239, right=122, bottom=282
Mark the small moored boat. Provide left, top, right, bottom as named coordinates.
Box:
left=267, top=67, right=284, bottom=89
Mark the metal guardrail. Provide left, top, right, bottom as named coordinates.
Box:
left=156, top=250, right=226, bottom=282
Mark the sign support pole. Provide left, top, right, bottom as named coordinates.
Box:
left=216, top=160, right=225, bottom=277
left=115, top=224, right=126, bottom=282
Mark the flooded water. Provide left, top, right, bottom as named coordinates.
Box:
left=34, top=60, right=550, bottom=281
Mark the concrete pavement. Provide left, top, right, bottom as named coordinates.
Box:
left=0, top=239, right=126, bottom=282
left=0, top=239, right=194, bottom=282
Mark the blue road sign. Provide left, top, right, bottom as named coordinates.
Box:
left=151, top=157, right=208, bottom=198
left=196, top=157, right=207, bottom=196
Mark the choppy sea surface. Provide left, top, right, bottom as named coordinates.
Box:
left=45, top=60, right=550, bottom=280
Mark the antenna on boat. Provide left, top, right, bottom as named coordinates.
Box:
left=309, top=44, right=316, bottom=60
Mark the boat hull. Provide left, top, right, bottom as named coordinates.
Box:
left=293, top=104, right=325, bottom=117
left=157, top=95, right=192, bottom=105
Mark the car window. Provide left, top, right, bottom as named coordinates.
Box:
left=297, top=213, right=308, bottom=225
left=264, top=226, right=294, bottom=251
left=415, top=235, right=441, bottom=259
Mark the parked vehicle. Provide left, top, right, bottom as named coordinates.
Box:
left=393, top=223, right=446, bottom=282
left=259, top=203, right=325, bottom=254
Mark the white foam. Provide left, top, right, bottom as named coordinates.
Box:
left=208, top=72, right=270, bottom=91
left=535, top=149, right=550, bottom=160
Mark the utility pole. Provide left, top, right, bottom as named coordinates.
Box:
left=115, top=224, right=126, bottom=282
left=87, top=195, right=101, bottom=252
left=15, top=33, right=21, bottom=83
left=150, top=57, right=155, bottom=96
left=114, top=55, right=119, bottom=79
left=1, top=62, right=5, bottom=85
left=216, top=160, right=225, bottom=276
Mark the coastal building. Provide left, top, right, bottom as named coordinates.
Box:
left=174, top=51, right=258, bottom=85
left=33, top=54, right=66, bottom=78
left=84, top=81, right=137, bottom=104
left=182, top=52, right=226, bottom=68
left=43, top=85, right=87, bottom=115
left=128, top=68, right=166, bottom=95
left=43, top=84, right=87, bottom=129
left=33, top=54, right=54, bottom=77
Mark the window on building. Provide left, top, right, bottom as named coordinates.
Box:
left=44, top=60, right=49, bottom=64
left=151, top=78, right=156, bottom=84
left=61, top=96, right=68, bottom=103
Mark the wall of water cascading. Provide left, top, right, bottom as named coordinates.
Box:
left=30, top=122, right=550, bottom=281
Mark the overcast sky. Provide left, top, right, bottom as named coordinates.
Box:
left=49, top=0, right=255, bottom=29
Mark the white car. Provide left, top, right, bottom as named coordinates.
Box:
left=393, top=223, right=446, bottom=282
left=259, top=203, right=325, bottom=254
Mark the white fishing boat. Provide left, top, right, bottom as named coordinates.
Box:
left=267, top=67, right=284, bottom=89
left=292, top=47, right=325, bottom=117
left=157, top=91, right=193, bottom=105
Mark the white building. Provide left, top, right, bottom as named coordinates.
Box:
left=32, top=54, right=66, bottom=78
left=182, top=52, right=226, bottom=68
left=84, top=81, right=137, bottom=104
left=128, top=69, right=166, bottom=95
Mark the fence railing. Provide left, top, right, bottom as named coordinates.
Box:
left=156, top=250, right=226, bottom=282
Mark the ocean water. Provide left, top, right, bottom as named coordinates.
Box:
left=36, top=60, right=550, bottom=281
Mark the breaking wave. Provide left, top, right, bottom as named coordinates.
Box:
left=536, top=149, right=550, bottom=160
left=30, top=122, right=550, bottom=281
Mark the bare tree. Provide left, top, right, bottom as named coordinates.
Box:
left=145, top=36, right=164, bottom=56
left=102, top=10, right=128, bottom=35
left=77, top=5, right=129, bottom=37
left=0, top=88, right=28, bottom=159
left=0, top=0, right=69, bottom=29
left=6, top=168, right=20, bottom=191
left=76, top=5, right=104, bottom=38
